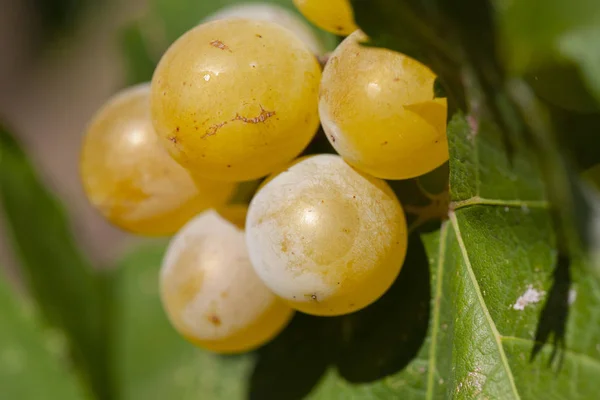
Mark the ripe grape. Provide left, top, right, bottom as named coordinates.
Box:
left=320, top=31, right=449, bottom=180
left=203, top=3, right=325, bottom=55
left=293, top=0, right=358, bottom=36
left=151, top=19, right=321, bottom=182
left=80, top=84, right=234, bottom=235
left=160, top=207, right=294, bottom=353
left=246, top=154, right=407, bottom=316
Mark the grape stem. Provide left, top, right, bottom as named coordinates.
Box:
left=405, top=181, right=450, bottom=234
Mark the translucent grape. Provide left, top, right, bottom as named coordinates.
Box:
left=246, top=154, right=407, bottom=316
left=293, top=0, right=358, bottom=36
left=203, top=3, right=325, bottom=55
left=80, top=84, right=235, bottom=235
left=151, top=19, right=321, bottom=182
left=320, top=31, right=449, bottom=180
left=160, top=207, right=294, bottom=353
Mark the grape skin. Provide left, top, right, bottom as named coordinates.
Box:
left=320, top=31, right=449, bottom=180
left=293, top=0, right=358, bottom=36
left=160, top=208, right=294, bottom=353
left=202, top=3, right=325, bottom=55
left=79, top=84, right=234, bottom=235
left=151, top=19, right=321, bottom=182
left=246, top=154, right=407, bottom=316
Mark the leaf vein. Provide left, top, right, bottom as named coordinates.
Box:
left=426, top=222, right=450, bottom=400
left=451, top=197, right=549, bottom=211
left=450, top=212, right=521, bottom=399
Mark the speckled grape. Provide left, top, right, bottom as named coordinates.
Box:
left=246, top=154, right=407, bottom=316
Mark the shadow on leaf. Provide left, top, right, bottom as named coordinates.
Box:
left=530, top=252, right=571, bottom=370
left=247, top=313, right=338, bottom=400
left=246, top=234, right=431, bottom=398
left=335, top=234, right=431, bottom=382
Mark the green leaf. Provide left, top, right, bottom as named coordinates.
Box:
left=440, top=114, right=600, bottom=398
left=119, top=21, right=160, bottom=85
left=0, top=126, right=114, bottom=399
left=548, top=107, right=600, bottom=170
left=499, top=0, right=600, bottom=109
left=499, top=0, right=600, bottom=71
left=0, top=275, right=88, bottom=399
left=558, top=27, right=600, bottom=104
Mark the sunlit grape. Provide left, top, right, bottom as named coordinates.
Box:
left=160, top=207, right=294, bottom=353
left=80, top=84, right=234, bottom=235
left=246, top=154, right=407, bottom=316
left=293, top=0, right=358, bottom=36
left=151, top=19, right=321, bottom=182
left=203, top=3, right=325, bottom=55
left=320, top=31, right=448, bottom=180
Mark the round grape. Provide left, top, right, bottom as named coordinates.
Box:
left=160, top=207, right=294, bottom=353
left=246, top=154, right=407, bottom=316
left=320, top=31, right=449, bottom=180
left=151, top=19, right=321, bottom=182
left=293, top=0, right=358, bottom=36
left=80, top=84, right=234, bottom=236
left=203, top=3, right=325, bottom=55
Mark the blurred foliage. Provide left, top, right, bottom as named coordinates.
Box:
left=120, top=21, right=158, bottom=88
left=0, top=277, right=89, bottom=399
left=0, top=126, right=114, bottom=400
left=29, top=0, right=104, bottom=43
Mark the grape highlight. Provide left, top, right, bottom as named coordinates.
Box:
left=320, top=31, right=449, bottom=180
left=160, top=207, right=294, bottom=353
left=79, top=84, right=234, bottom=235
left=246, top=154, right=408, bottom=316
left=151, top=19, right=321, bottom=182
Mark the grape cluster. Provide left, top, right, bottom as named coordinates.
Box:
left=80, top=1, right=448, bottom=353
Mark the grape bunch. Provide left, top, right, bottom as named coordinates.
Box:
left=80, top=1, right=448, bottom=353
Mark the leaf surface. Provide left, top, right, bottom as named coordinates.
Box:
left=0, top=126, right=113, bottom=399
left=0, top=276, right=88, bottom=399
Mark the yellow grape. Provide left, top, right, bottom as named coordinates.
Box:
left=203, top=3, right=325, bottom=55
left=320, top=31, right=449, bottom=180
left=151, top=19, right=321, bottom=182
left=293, top=0, right=358, bottom=36
left=246, top=154, right=407, bottom=316
left=80, top=84, right=234, bottom=236
left=160, top=207, right=294, bottom=353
